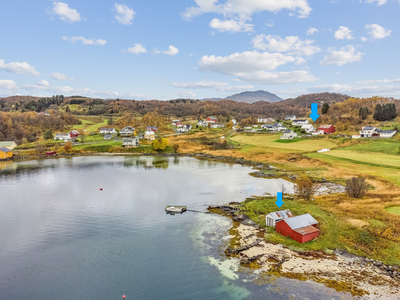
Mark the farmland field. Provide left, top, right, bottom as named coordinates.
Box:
left=231, top=134, right=337, bottom=153
left=341, top=139, right=400, bottom=155
left=72, top=119, right=108, bottom=132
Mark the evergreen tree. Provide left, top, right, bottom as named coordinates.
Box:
left=321, top=103, right=329, bottom=114
left=373, top=104, right=382, bottom=121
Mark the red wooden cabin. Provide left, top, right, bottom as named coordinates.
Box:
left=275, top=213, right=319, bottom=243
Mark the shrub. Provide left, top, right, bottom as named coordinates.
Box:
left=172, top=143, right=179, bottom=153
left=345, top=177, right=368, bottom=198
left=294, top=177, right=320, bottom=201
left=64, top=141, right=72, bottom=152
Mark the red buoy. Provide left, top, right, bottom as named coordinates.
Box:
left=100, top=188, right=103, bottom=191
left=123, top=296, right=126, bottom=299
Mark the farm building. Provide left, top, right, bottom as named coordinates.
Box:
left=206, top=116, right=217, bottom=123
left=0, top=147, right=13, bottom=160
left=266, top=209, right=294, bottom=227
left=379, top=130, right=397, bottom=138
left=275, top=213, right=319, bottom=243
left=0, top=141, right=17, bottom=150
left=210, top=123, right=224, bottom=129
left=301, top=124, right=315, bottom=133
left=197, top=119, right=206, bottom=127
left=317, top=125, right=335, bottom=134
left=69, top=130, right=80, bottom=138
left=54, top=133, right=72, bottom=141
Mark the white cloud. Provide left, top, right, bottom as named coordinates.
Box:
left=209, top=18, right=253, bottom=32
left=266, top=20, right=274, bottom=27
left=163, top=45, right=179, bottom=56
left=334, top=26, right=354, bottom=40
left=170, top=80, right=253, bottom=91
left=320, top=45, right=363, bottom=66
left=307, top=27, right=318, bottom=35
left=114, top=3, right=136, bottom=25
left=62, top=36, right=107, bottom=46
left=175, top=91, right=197, bottom=98
left=127, top=43, right=147, bottom=54
left=48, top=2, right=81, bottom=23
left=51, top=72, right=73, bottom=80
left=183, top=0, right=312, bottom=20
left=251, top=34, right=321, bottom=56
left=357, top=78, right=400, bottom=84
left=199, top=51, right=296, bottom=75
left=309, top=83, right=400, bottom=97
left=0, top=80, right=18, bottom=90
left=365, top=0, right=387, bottom=6
left=0, top=59, right=41, bottom=76
left=361, top=37, right=368, bottom=42
left=37, top=80, right=50, bottom=86
left=234, top=70, right=317, bottom=84
left=365, top=24, right=392, bottom=39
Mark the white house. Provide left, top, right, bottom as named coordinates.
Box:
left=266, top=209, right=295, bottom=227
left=231, top=119, right=237, bottom=125
left=120, top=126, right=135, bottom=136
left=272, top=123, right=287, bottom=131
left=261, top=124, right=273, bottom=130
left=280, top=130, right=298, bottom=140
left=301, top=124, right=315, bottom=133
left=100, top=128, right=117, bottom=134
left=171, top=120, right=180, bottom=126
left=54, top=133, right=71, bottom=141
left=123, top=137, right=139, bottom=147
left=197, top=119, right=207, bottom=127
left=0, top=141, right=17, bottom=150
left=180, top=124, right=192, bottom=132
left=144, top=130, right=155, bottom=140
left=292, top=119, right=309, bottom=126
left=210, top=123, right=224, bottom=129
left=285, top=115, right=296, bottom=121
left=379, top=130, right=397, bottom=138
left=359, top=126, right=379, bottom=138
left=104, top=134, right=113, bottom=140
left=258, top=117, right=275, bottom=123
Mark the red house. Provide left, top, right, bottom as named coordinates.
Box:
left=69, top=130, right=80, bottom=138
left=206, top=116, right=217, bottom=123
left=275, top=213, right=319, bottom=243
left=317, top=125, right=335, bottom=134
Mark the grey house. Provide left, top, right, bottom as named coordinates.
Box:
left=123, top=137, right=140, bottom=147
left=120, top=126, right=135, bottom=136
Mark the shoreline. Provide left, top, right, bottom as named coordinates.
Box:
left=210, top=206, right=400, bottom=299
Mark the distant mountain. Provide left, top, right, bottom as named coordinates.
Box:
left=282, top=92, right=351, bottom=107
left=202, top=90, right=283, bottom=104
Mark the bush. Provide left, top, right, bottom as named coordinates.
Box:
left=294, top=177, right=320, bottom=201
left=43, top=129, right=54, bottom=140
left=213, top=140, right=228, bottom=150
left=64, top=141, right=72, bottom=152
left=172, top=143, right=179, bottom=153
left=152, top=138, right=169, bottom=151
left=345, top=177, right=368, bottom=198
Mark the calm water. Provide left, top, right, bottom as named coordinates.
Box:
left=0, top=156, right=350, bottom=300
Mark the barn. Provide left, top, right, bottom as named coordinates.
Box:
left=275, top=213, right=319, bottom=243
left=318, top=125, right=335, bottom=134
left=266, top=209, right=294, bottom=227
left=206, top=116, right=217, bottom=123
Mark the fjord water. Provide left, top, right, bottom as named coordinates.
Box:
left=0, top=156, right=346, bottom=300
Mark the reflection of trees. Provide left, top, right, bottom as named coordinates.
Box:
left=152, top=157, right=169, bottom=169
left=173, top=156, right=180, bottom=165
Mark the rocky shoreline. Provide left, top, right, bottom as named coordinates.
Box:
left=210, top=205, right=400, bottom=299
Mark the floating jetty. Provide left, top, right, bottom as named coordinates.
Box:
left=165, top=205, right=187, bottom=213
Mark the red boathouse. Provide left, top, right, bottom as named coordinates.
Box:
left=275, top=213, right=319, bottom=243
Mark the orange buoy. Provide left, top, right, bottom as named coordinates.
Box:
left=123, top=296, right=126, bottom=299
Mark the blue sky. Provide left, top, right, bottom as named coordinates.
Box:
left=0, top=0, right=399, bottom=100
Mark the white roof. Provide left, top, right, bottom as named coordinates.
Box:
left=284, top=214, right=318, bottom=230
left=267, top=209, right=294, bottom=221
left=145, top=130, right=155, bottom=135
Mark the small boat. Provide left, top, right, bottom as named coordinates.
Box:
left=165, top=205, right=187, bottom=213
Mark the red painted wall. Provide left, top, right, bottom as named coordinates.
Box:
left=276, top=220, right=319, bottom=243
left=318, top=126, right=336, bottom=134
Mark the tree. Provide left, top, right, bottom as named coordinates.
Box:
left=65, top=106, right=71, bottom=113
left=172, top=143, right=180, bottom=153
left=64, top=141, right=72, bottom=152
left=107, top=115, right=113, bottom=125
left=359, top=107, right=368, bottom=120
left=152, top=138, right=169, bottom=151
left=294, top=177, right=320, bottom=201
left=21, top=138, right=28, bottom=144
left=227, top=120, right=234, bottom=129
left=43, top=129, right=54, bottom=140
left=345, top=177, right=368, bottom=198
left=321, top=103, right=329, bottom=115
left=53, top=143, right=60, bottom=152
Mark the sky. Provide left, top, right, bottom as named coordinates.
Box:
left=0, top=0, right=399, bottom=100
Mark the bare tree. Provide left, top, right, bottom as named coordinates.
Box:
left=279, top=183, right=287, bottom=196
left=345, top=177, right=368, bottom=198
left=294, top=177, right=320, bottom=201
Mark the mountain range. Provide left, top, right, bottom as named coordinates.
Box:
left=202, top=90, right=283, bottom=104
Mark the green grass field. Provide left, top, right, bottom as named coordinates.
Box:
left=231, top=134, right=337, bottom=153
left=73, top=141, right=122, bottom=152
left=72, top=119, right=108, bottom=133
left=341, top=139, right=400, bottom=155
left=385, top=206, right=400, bottom=215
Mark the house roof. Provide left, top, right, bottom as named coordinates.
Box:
left=207, top=116, right=217, bottom=120
left=283, top=130, right=292, bottom=133
left=362, top=126, right=377, bottom=130
left=273, top=123, right=282, bottom=126
left=294, top=225, right=319, bottom=235
left=121, top=126, right=134, bottom=131
left=283, top=213, right=318, bottom=230
left=267, top=209, right=294, bottom=220
left=0, top=141, right=16, bottom=147
left=0, top=147, right=12, bottom=153
left=293, top=119, right=307, bottom=122
left=380, top=130, right=396, bottom=133
left=318, top=125, right=334, bottom=129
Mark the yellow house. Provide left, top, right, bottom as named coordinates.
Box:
left=0, top=147, right=13, bottom=160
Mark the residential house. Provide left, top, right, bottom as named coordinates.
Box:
left=144, top=130, right=155, bottom=140
left=285, top=115, right=296, bottom=121
left=104, top=134, right=113, bottom=140
left=379, top=130, right=397, bottom=138
left=210, top=123, right=225, bottom=129
left=231, top=119, right=237, bottom=125
left=266, top=209, right=295, bottom=227
left=176, top=121, right=183, bottom=128
left=0, top=147, right=13, bottom=160
left=261, top=124, right=273, bottom=130
left=0, top=141, right=17, bottom=150
left=69, top=130, right=80, bottom=138
left=272, top=123, right=287, bottom=131
left=359, top=126, right=379, bottom=138
left=275, top=213, right=319, bottom=243
left=301, top=124, right=315, bottom=133
left=123, top=137, right=140, bottom=147
left=206, top=116, right=217, bottom=123
left=54, top=133, right=72, bottom=141
left=244, top=127, right=253, bottom=131
left=292, top=119, right=309, bottom=126
left=180, top=124, right=192, bottom=132
left=120, top=126, right=135, bottom=136
left=146, top=126, right=158, bottom=132
left=280, top=130, right=298, bottom=140
left=317, top=125, right=336, bottom=134
left=171, top=120, right=180, bottom=126
left=197, top=119, right=207, bottom=127
left=258, top=117, right=275, bottom=123
left=100, top=128, right=117, bottom=134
